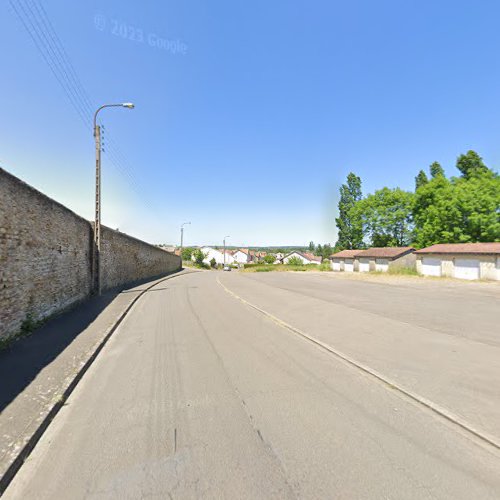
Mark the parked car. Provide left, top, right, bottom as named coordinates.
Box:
left=223, top=265, right=231, bottom=271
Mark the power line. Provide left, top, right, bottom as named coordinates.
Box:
left=9, top=0, right=162, bottom=217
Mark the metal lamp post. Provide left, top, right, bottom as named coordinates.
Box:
left=180, top=222, right=191, bottom=253
left=223, top=235, right=230, bottom=266
left=93, top=102, right=134, bottom=294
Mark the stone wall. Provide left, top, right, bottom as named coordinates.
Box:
left=0, top=168, right=181, bottom=341
left=99, top=225, right=181, bottom=290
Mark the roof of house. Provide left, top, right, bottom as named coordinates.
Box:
left=236, top=248, right=249, bottom=255
left=330, top=249, right=359, bottom=259
left=415, top=242, right=500, bottom=255
left=286, top=251, right=322, bottom=262
left=355, top=247, right=415, bottom=259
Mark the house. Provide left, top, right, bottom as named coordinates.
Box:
left=330, top=249, right=359, bottom=272
left=233, top=249, right=251, bottom=264
left=283, top=251, right=322, bottom=265
left=353, top=247, right=416, bottom=273
left=415, top=243, right=500, bottom=281
left=195, top=247, right=235, bottom=266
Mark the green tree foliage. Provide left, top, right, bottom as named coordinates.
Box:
left=210, top=257, right=217, bottom=268
left=308, top=241, right=315, bottom=251
left=263, top=254, right=276, bottom=264
left=430, top=161, right=445, bottom=179
left=456, top=150, right=488, bottom=179
left=415, top=170, right=429, bottom=190
left=192, top=249, right=207, bottom=267
left=413, top=169, right=500, bottom=247
left=315, top=243, right=332, bottom=259
left=181, top=247, right=194, bottom=261
left=335, top=173, right=363, bottom=251
left=353, top=187, right=414, bottom=247
left=287, top=256, right=304, bottom=266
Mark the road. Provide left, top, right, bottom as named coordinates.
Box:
left=4, top=271, right=500, bottom=499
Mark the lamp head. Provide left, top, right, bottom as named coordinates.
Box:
left=122, top=102, right=135, bottom=109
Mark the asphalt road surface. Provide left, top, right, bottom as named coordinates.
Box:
left=5, top=271, right=500, bottom=499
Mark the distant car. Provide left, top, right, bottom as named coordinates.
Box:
left=223, top=265, right=231, bottom=271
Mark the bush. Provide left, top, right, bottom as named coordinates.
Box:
left=263, top=254, right=276, bottom=265
left=181, top=247, right=194, bottom=261
left=192, top=249, right=209, bottom=268
left=210, top=257, right=217, bottom=268
left=286, top=256, right=303, bottom=266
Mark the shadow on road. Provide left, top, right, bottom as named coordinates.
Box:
left=0, top=272, right=183, bottom=413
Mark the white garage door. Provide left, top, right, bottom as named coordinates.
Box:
left=422, top=257, right=441, bottom=277
left=344, top=259, right=354, bottom=272
left=332, top=261, right=341, bottom=271
left=375, top=259, right=389, bottom=272
left=359, top=258, right=370, bottom=272
left=454, top=259, right=480, bottom=280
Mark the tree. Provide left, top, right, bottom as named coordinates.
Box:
left=321, top=243, right=333, bottom=259
left=181, top=247, right=194, bottom=261
left=335, top=173, right=363, bottom=251
left=210, top=257, right=217, bottom=268
left=353, top=187, right=414, bottom=247
left=308, top=241, right=315, bottom=252
left=456, top=150, right=488, bottom=179
left=192, top=249, right=207, bottom=267
left=413, top=169, right=500, bottom=247
left=287, top=256, right=304, bottom=266
left=263, top=254, right=276, bottom=264
left=315, top=244, right=323, bottom=256
left=415, top=170, right=429, bottom=190
left=430, top=161, right=445, bottom=179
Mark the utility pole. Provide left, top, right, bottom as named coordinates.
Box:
left=93, top=122, right=102, bottom=294
left=223, top=235, right=230, bottom=266
left=93, top=103, right=134, bottom=295
left=180, top=222, right=191, bottom=254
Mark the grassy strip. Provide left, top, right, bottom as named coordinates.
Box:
left=243, top=262, right=331, bottom=273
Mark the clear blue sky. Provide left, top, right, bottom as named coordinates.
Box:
left=2, top=1, right=500, bottom=246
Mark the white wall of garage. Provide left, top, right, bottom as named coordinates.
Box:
left=344, top=259, right=354, bottom=272
left=358, top=259, right=370, bottom=272
left=417, top=254, right=499, bottom=281
left=375, top=259, right=389, bottom=272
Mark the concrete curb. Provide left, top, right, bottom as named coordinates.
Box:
left=217, top=277, right=500, bottom=453
left=0, top=269, right=197, bottom=495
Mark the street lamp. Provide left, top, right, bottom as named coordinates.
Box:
left=93, top=103, right=134, bottom=294
left=180, top=222, right=191, bottom=253
left=223, top=235, right=230, bottom=266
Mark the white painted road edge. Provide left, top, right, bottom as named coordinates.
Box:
left=216, top=276, right=500, bottom=452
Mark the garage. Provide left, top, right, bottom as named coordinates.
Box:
left=421, top=257, right=441, bottom=277
left=453, top=259, right=480, bottom=280
left=344, top=259, right=354, bottom=272
left=358, top=258, right=370, bottom=272
left=415, top=243, right=500, bottom=281
left=331, top=260, right=341, bottom=271
left=375, top=259, right=389, bottom=272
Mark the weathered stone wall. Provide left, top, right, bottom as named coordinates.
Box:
left=0, top=168, right=93, bottom=340
left=0, top=168, right=181, bottom=341
left=99, top=225, right=181, bottom=291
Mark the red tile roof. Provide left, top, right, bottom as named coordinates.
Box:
left=355, top=247, right=415, bottom=259
left=331, top=249, right=359, bottom=259
left=415, top=242, right=500, bottom=255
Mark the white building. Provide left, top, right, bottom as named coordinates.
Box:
left=233, top=249, right=251, bottom=264
left=415, top=243, right=500, bottom=281
left=354, top=247, right=416, bottom=273
left=330, top=249, right=358, bottom=272
left=196, top=247, right=235, bottom=266
left=282, top=251, right=322, bottom=265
